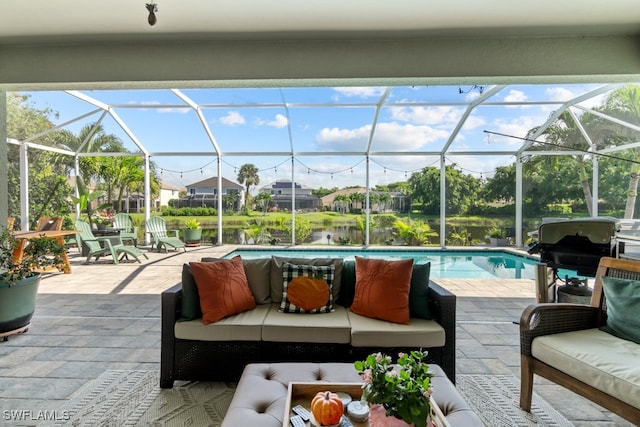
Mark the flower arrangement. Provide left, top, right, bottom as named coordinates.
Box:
left=94, top=211, right=114, bottom=227
left=354, top=350, right=434, bottom=427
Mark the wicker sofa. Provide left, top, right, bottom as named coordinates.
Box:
left=160, top=255, right=456, bottom=388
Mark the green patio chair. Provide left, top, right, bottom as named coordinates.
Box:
left=146, top=216, right=186, bottom=252
left=75, top=220, right=148, bottom=264
left=113, top=213, right=139, bottom=246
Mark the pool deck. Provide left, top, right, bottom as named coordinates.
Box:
left=0, top=244, right=632, bottom=426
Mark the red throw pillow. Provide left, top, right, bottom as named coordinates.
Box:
left=190, top=256, right=256, bottom=324
left=350, top=257, right=413, bottom=324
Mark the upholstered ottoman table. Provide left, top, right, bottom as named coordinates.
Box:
left=220, top=363, right=483, bottom=426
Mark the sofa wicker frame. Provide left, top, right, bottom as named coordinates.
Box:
left=519, top=256, right=640, bottom=425
left=160, top=280, right=456, bottom=388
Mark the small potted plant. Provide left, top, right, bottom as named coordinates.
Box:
left=354, top=350, right=435, bottom=427
left=182, top=218, right=202, bottom=246
left=0, top=228, right=65, bottom=339
left=486, top=225, right=508, bottom=246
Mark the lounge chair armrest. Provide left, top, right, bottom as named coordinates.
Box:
left=162, top=283, right=183, bottom=328
left=427, top=281, right=456, bottom=381
left=520, top=303, right=601, bottom=357
left=166, top=229, right=180, bottom=238
left=428, top=281, right=456, bottom=326
left=132, top=226, right=139, bottom=235
left=161, top=283, right=183, bottom=387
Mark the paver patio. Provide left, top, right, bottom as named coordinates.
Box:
left=0, top=245, right=632, bottom=426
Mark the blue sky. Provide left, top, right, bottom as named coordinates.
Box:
left=21, top=83, right=611, bottom=192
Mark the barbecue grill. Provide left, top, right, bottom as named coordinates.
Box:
left=528, top=217, right=619, bottom=303
left=528, top=217, right=618, bottom=277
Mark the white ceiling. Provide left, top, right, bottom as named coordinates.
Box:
left=1, top=0, right=639, bottom=43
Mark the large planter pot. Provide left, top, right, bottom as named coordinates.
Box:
left=0, top=274, right=41, bottom=339
left=183, top=228, right=202, bottom=246
left=489, top=237, right=509, bottom=246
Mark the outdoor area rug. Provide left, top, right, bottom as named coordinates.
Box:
left=45, top=370, right=574, bottom=426
left=457, top=374, right=574, bottom=427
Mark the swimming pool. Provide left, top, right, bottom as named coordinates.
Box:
left=224, top=248, right=549, bottom=279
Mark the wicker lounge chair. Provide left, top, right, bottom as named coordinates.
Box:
left=146, top=216, right=186, bottom=252
left=75, top=220, right=148, bottom=264
left=113, top=213, right=138, bottom=246
left=520, top=256, right=640, bottom=424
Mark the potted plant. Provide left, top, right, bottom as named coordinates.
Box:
left=486, top=225, right=508, bottom=246
left=354, top=350, right=435, bottom=427
left=182, top=218, right=202, bottom=246
left=0, top=228, right=65, bottom=339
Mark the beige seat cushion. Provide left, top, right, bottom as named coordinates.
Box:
left=532, top=328, right=640, bottom=410
left=174, top=304, right=270, bottom=341
left=348, top=311, right=445, bottom=347
left=261, top=303, right=351, bottom=344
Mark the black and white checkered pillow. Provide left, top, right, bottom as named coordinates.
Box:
left=279, top=263, right=335, bottom=313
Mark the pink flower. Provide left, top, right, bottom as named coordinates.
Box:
left=362, top=369, right=372, bottom=384
left=386, top=369, right=398, bottom=378
left=423, top=386, right=433, bottom=398
left=375, top=352, right=383, bottom=363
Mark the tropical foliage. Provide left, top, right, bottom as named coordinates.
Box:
left=237, top=164, right=260, bottom=209
left=393, top=219, right=436, bottom=246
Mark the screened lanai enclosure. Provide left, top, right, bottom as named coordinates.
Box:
left=4, top=82, right=640, bottom=247
left=1, top=0, right=639, bottom=247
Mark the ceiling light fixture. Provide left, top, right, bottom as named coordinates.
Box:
left=146, top=2, right=158, bottom=26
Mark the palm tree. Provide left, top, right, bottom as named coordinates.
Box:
left=333, top=194, right=351, bottom=215
left=527, top=111, right=596, bottom=216
left=602, top=85, right=640, bottom=218
left=254, top=191, right=273, bottom=216
left=53, top=123, right=122, bottom=180
left=237, top=164, right=260, bottom=210
left=223, top=191, right=240, bottom=211
left=349, top=192, right=365, bottom=212
left=378, top=192, right=392, bottom=213
left=101, top=156, right=145, bottom=212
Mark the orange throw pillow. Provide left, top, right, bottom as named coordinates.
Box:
left=350, top=257, right=413, bottom=324
left=190, top=256, right=256, bottom=324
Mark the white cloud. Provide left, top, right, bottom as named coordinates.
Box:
left=491, top=116, right=537, bottom=146
left=220, top=111, right=246, bottom=126
left=389, top=105, right=464, bottom=126
left=545, top=87, right=575, bottom=101
left=316, top=122, right=449, bottom=151
left=504, top=89, right=528, bottom=103
left=502, top=89, right=530, bottom=109
left=461, top=114, right=487, bottom=130
left=333, top=87, right=387, bottom=98
left=267, top=113, right=289, bottom=128
left=465, top=91, right=481, bottom=102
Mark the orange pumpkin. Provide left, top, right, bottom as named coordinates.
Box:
left=311, top=391, right=344, bottom=425
left=287, top=272, right=330, bottom=311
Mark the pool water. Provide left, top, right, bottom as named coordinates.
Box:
left=224, top=248, right=551, bottom=279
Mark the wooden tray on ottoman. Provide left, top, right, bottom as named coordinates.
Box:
left=283, top=382, right=450, bottom=427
